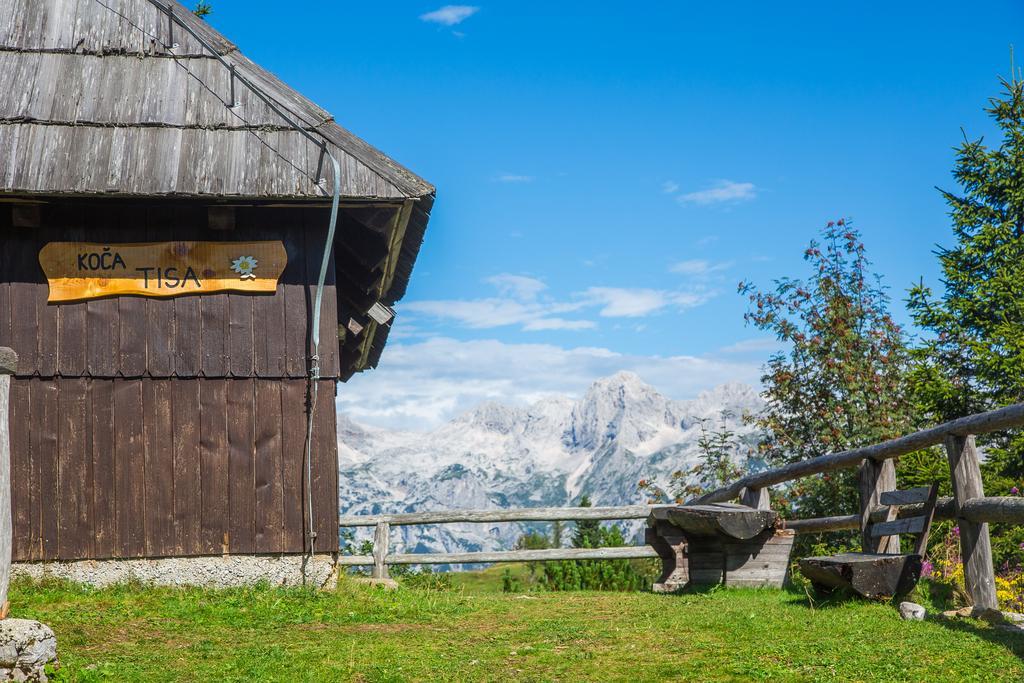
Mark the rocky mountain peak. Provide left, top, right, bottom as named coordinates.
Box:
left=451, top=400, right=526, bottom=435
left=565, top=371, right=681, bottom=451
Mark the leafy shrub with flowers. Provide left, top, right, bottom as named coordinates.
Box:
left=925, top=519, right=1024, bottom=612
left=738, top=220, right=917, bottom=558
left=989, top=484, right=1024, bottom=569
left=989, top=484, right=1024, bottom=611
left=996, top=566, right=1024, bottom=613
left=925, top=522, right=970, bottom=607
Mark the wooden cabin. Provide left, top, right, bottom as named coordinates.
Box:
left=0, top=0, right=434, bottom=561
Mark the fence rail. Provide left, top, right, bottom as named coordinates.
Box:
left=338, top=545, right=660, bottom=567
left=339, top=402, right=1024, bottom=608
left=337, top=504, right=673, bottom=527
left=779, top=495, right=1024, bottom=534
left=692, top=402, right=1024, bottom=505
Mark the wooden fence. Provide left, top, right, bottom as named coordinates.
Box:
left=338, top=403, right=1024, bottom=607
left=336, top=505, right=671, bottom=579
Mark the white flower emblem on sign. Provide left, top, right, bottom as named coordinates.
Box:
left=230, top=255, right=258, bottom=280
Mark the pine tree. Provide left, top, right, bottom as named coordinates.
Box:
left=907, top=77, right=1024, bottom=565
left=908, top=78, right=1024, bottom=425
left=571, top=495, right=602, bottom=549
left=551, top=520, right=564, bottom=548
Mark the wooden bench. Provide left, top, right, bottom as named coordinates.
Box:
left=798, top=483, right=940, bottom=599
left=647, top=503, right=795, bottom=590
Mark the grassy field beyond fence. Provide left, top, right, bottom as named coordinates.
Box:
left=12, top=566, right=1024, bottom=682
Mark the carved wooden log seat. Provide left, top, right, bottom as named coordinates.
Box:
left=647, top=503, right=795, bottom=590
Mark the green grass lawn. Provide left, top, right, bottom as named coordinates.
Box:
left=11, top=567, right=1024, bottom=682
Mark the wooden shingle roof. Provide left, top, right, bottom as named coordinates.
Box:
left=0, top=0, right=435, bottom=201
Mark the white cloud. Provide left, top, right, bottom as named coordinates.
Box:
left=402, top=273, right=591, bottom=330
left=581, top=286, right=713, bottom=317
left=582, top=287, right=669, bottom=317
left=522, top=318, right=596, bottom=331
left=485, top=274, right=547, bottom=301
left=670, top=259, right=732, bottom=277
left=718, top=337, right=786, bottom=355
left=338, top=336, right=764, bottom=430
left=679, top=180, right=757, bottom=206
left=420, top=5, right=479, bottom=26
left=402, top=297, right=588, bottom=330
left=403, top=277, right=716, bottom=331
left=661, top=180, right=679, bottom=194
left=495, top=174, right=534, bottom=183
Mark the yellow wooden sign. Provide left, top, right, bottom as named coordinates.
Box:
left=38, top=241, right=288, bottom=302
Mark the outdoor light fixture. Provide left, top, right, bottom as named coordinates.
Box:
left=367, top=301, right=395, bottom=326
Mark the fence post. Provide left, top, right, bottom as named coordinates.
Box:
left=858, top=458, right=899, bottom=553
left=740, top=487, right=770, bottom=510
left=372, top=521, right=390, bottom=580
left=944, top=434, right=998, bottom=609
left=0, top=348, right=16, bottom=617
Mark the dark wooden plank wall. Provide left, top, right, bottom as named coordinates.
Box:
left=0, top=201, right=343, bottom=560
left=8, top=378, right=337, bottom=561
left=0, top=202, right=340, bottom=380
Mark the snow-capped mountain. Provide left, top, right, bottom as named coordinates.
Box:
left=337, top=372, right=762, bottom=554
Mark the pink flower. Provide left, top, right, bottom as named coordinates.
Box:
left=1013, top=486, right=1020, bottom=495
left=953, top=526, right=960, bottom=537
left=921, top=560, right=934, bottom=578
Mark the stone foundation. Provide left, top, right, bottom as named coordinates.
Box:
left=13, top=554, right=340, bottom=589
left=0, top=619, right=57, bottom=682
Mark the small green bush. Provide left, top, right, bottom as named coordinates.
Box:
left=501, top=568, right=523, bottom=593
left=394, top=566, right=452, bottom=591
left=537, top=496, right=653, bottom=592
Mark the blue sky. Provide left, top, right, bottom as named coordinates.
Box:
left=208, top=2, right=1023, bottom=429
